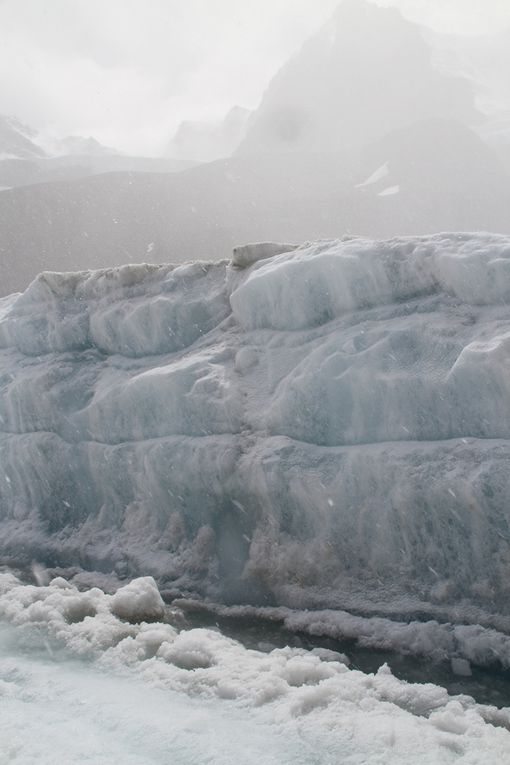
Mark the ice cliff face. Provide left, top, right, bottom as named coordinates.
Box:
left=1, top=234, right=510, bottom=627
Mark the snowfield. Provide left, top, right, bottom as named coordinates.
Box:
left=1, top=233, right=510, bottom=654
left=1, top=572, right=509, bottom=764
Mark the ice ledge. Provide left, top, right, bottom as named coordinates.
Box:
left=1, top=232, right=510, bottom=626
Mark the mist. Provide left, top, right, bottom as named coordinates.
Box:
left=0, top=0, right=508, bottom=155
left=0, top=0, right=508, bottom=295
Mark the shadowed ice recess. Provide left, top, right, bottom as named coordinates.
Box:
left=1, top=233, right=510, bottom=654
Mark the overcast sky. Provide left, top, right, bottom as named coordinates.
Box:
left=0, top=0, right=508, bottom=155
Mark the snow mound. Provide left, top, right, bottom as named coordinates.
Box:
left=1, top=233, right=510, bottom=637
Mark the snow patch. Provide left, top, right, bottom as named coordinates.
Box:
left=355, top=161, right=389, bottom=187
left=378, top=184, right=400, bottom=196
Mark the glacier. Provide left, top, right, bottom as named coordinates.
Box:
left=1, top=232, right=510, bottom=645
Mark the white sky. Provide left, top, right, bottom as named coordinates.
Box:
left=0, top=0, right=508, bottom=155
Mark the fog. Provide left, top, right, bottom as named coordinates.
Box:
left=0, top=0, right=508, bottom=292
left=0, top=0, right=508, bottom=155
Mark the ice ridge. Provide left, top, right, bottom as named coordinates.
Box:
left=1, top=233, right=510, bottom=633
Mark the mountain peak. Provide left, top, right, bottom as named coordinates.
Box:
left=237, top=2, right=478, bottom=155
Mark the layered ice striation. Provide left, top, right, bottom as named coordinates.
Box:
left=1, top=234, right=510, bottom=633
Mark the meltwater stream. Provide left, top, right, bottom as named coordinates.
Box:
left=181, top=607, right=510, bottom=709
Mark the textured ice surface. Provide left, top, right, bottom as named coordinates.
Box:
left=1, top=573, right=510, bottom=765
left=1, top=233, right=510, bottom=640
left=231, top=242, right=299, bottom=268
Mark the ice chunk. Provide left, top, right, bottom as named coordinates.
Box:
left=109, top=577, right=165, bottom=623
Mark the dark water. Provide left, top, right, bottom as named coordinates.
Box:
left=182, top=607, right=510, bottom=709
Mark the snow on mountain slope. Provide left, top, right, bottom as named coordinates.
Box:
left=1, top=234, right=510, bottom=641
left=0, top=115, right=47, bottom=160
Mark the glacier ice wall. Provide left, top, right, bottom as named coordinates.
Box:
left=1, top=234, right=510, bottom=625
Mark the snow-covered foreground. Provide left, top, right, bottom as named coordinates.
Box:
left=1, top=573, right=509, bottom=765
left=0, top=627, right=297, bottom=765
left=1, top=233, right=510, bottom=639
